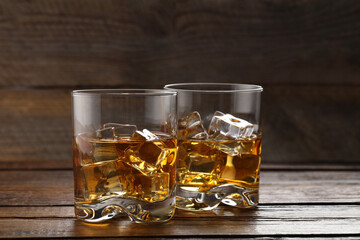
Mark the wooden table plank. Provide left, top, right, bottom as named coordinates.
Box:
left=73, top=238, right=360, bottom=240
left=1, top=205, right=360, bottom=219
left=0, top=170, right=359, bottom=206
left=0, top=206, right=359, bottom=238
left=262, top=164, right=360, bottom=171
left=0, top=205, right=359, bottom=238
left=1, top=220, right=359, bottom=238
left=0, top=1, right=360, bottom=87
left=0, top=169, right=359, bottom=238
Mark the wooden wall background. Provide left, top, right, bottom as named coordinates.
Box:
left=0, top=0, right=359, bottom=169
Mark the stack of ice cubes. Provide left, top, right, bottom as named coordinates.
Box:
left=178, top=111, right=254, bottom=156
left=75, top=123, right=171, bottom=202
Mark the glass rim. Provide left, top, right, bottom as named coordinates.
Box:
left=164, top=83, right=263, bottom=93
left=72, top=89, right=177, bottom=96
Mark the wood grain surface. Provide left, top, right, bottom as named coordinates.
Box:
left=0, top=205, right=359, bottom=238
left=0, top=86, right=358, bottom=167
left=1, top=170, right=359, bottom=206
left=0, top=0, right=359, bottom=87
left=0, top=205, right=359, bottom=219
left=0, top=168, right=359, bottom=238
left=0, top=89, right=71, bottom=168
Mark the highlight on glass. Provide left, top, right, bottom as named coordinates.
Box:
left=164, top=83, right=263, bottom=211
left=72, top=89, right=177, bottom=223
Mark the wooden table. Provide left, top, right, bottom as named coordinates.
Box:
left=1, top=164, right=359, bottom=239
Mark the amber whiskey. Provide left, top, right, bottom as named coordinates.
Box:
left=73, top=135, right=177, bottom=222
left=176, top=136, right=261, bottom=210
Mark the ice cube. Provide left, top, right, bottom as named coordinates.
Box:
left=208, top=111, right=254, bottom=139
left=178, top=141, right=224, bottom=173
left=124, top=147, right=157, bottom=175
left=160, top=113, right=176, bottom=136
left=239, top=137, right=259, bottom=155
left=92, top=142, right=119, bottom=163
left=131, top=129, right=159, bottom=141
left=103, top=123, right=137, bottom=139
left=81, top=161, right=125, bottom=201
left=177, top=142, right=224, bottom=186
left=207, top=140, right=242, bottom=156
left=178, top=111, right=208, bottom=140
left=115, top=161, right=170, bottom=202
left=124, top=141, right=168, bottom=175
left=187, top=153, right=217, bottom=173
left=130, top=172, right=170, bottom=202
left=76, top=132, right=96, bottom=156
left=75, top=132, right=96, bottom=165
left=97, top=123, right=137, bottom=140
left=115, top=160, right=135, bottom=195
left=96, top=127, right=115, bottom=140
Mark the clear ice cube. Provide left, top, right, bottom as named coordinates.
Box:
left=160, top=113, right=176, bottom=136
left=187, top=153, right=216, bottom=173
left=178, top=141, right=224, bottom=174
left=81, top=160, right=125, bottom=201
left=149, top=172, right=170, bottom=197
left=124, top=172, right=169, bottom=202
left=178, top=111, right=208, bottom=140
left=207, top=111, right=254, bottom=156
left=104, top=123, right=137, bottom=138
left=97, top=123, right=137, bottom=140
left=92, top=142, right=119, bottom=163
left=96, top=127, right=115, bottom=140
left=124, top=141, right=167, bottom=176
left=208, top=111, right=254, bottom=139
left=207, top=140, right=242, bottom=156
left=180, top=150, right=222, bottom=187
left=76, top=132, right=96, bottom=156
left=239, top=137, right=259, bottom=154
left=76, top=132, right=97, bottom=165
left=132, top=129, right=159, bottom=141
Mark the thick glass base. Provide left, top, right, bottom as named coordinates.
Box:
left=75, top=195, right=176, bottom=223
left=176, top=184, right=258, bottom=211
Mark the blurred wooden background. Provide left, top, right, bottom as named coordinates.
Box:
left=0, top=0, right=358, bottom=169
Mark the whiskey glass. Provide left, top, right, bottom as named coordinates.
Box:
left=72, top=89, right=177, bottom=223
left=164, top=83, right=262, bottom=211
